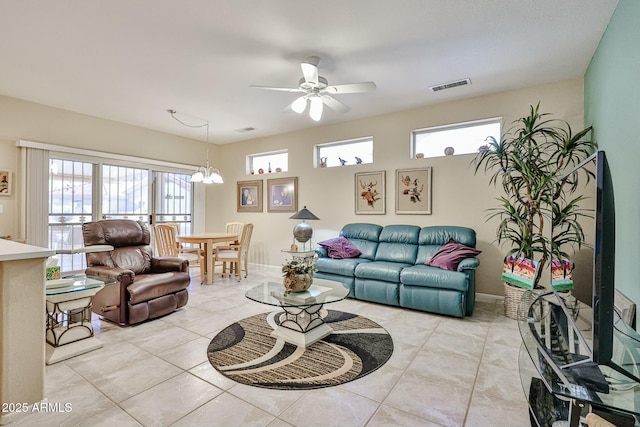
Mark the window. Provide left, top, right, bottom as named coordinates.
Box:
left=412, top=118, right=501, bottom=158
left=315, top=137, right=373, bottom=168
left=48, top=155, right=194, bottom=274
left=248, top=150, right=288, bottom=174
left=49, top=159, right=94, bottom=272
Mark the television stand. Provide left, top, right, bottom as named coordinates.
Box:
left=518, top=290, right=640, bottom=427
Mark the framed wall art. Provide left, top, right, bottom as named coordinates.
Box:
left=395, top=167, right=432, bottom=214
left=0, top=170, right=11, bottom=196
left=237, top=180, right=263, bottom=212
left=267, top=177, right=298, bottom=213
left=355, top=171, right=386, bottom=214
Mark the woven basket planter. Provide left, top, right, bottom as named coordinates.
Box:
left=503, top=282, right=537, bottom=320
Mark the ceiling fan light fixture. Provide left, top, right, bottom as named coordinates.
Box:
left=309, top=96, right=323, bottom=121
left=291, top=96, right=308, bottom=114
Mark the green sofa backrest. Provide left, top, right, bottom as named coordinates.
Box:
left=415, top=226, right=477, bottom=265
left=375, top=225, right=420, bottom=264
left=340, top=223, right=383, bottom=260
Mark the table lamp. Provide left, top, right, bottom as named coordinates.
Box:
left=289, top=206, right=319, bottom=251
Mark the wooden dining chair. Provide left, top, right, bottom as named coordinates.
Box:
left=153, top=224, right=204, bottom=282
left=225, top=222, right=245, bottom=241
left=215, top=223, right=253, bottom=281
left=163, top=222, right=202, bottom=256
left=214, top=222, right=245, bottom=274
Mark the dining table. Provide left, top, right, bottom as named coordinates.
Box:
left=176, top=232, right=239, bottom=285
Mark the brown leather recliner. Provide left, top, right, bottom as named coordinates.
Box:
left=82, top=219, right=190, bottom=325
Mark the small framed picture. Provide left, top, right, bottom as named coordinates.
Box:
left=0, top=170, right=11, bottom=196
left=267, top=177, right=298, bottom=213
left=395, top=167, right=432, bottom=214
left=237, top=180, right=263, bottom=212
left=355, top=171, right=386, bottom=214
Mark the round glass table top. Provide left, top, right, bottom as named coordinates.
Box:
left=245, top=278, right=348, bottom=308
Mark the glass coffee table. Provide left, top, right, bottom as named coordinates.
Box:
left=245, top=278, right=349, bottom=347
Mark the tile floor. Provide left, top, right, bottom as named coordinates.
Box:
left=9, top=265, right=530, bottom=427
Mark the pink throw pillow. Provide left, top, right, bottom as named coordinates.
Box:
left=426, top=239, right=481, bottom=271
left=318, top=237, right=362, bottom=259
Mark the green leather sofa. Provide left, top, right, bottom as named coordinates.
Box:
left=314, top=223, right=480, bottom=317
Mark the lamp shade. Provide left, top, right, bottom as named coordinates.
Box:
left=309, top=96, right=323, bottom=121
left=291, top=96, right=308, bottom=114
left=289, top=206, right=319, bottom=221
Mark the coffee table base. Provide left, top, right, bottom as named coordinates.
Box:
left=270, top=305, right=333, bottom=347
left=271, top=323, right=333, bottom=348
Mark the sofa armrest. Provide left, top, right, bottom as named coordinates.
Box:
left=151, top=256, right=189, bottom=273
left=85, top=266, right=134, bottom=285
left=457, top=257, right=480, bottom=272
left=315, top=247, right=329, bottom=258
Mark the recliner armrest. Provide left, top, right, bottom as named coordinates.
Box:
left=151, top=257, right=189, bottom=273
left=457, top=257, right=480, bottom=272
left=85, top=266, right=134, bottom=285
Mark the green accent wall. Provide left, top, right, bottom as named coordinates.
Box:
left=585, top=0, right=640, bottom=306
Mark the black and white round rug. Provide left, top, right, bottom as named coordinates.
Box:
left=207, top=310, right=393, bottom=390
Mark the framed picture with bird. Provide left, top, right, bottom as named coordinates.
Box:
left=395, top=167, right=432, bottom=214
left=355, top=171, right=385, bottom=215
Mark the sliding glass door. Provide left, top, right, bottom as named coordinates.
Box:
left=48, top=157, right=193, bottom=274
left=101, top=164, right=150, bottom=221
left=48, top=159, right=94, bottom=272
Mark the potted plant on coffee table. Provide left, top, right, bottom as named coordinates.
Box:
left=472, top=103, right=596, bottom=318
left=282, top=259, right=317, bottom=293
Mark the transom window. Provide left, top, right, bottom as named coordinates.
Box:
left=248, top=150, right=288, bottom=174
left=412, top=118, right=501, bottom=158
left=315, top=137, right=373, bottom=168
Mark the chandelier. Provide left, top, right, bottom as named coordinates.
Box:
left=168, top=109, right=223, bottom=184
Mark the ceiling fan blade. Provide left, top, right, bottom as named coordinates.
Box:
left=324, top=81, right=376, bottom=94
left=300, top=62, right=319, bottom=86
left=249, top=85, right=303, bottom=93
left=321, top=95, right=350, bottom=113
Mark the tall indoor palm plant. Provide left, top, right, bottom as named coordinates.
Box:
left=473, top=103, right=596, bottom=289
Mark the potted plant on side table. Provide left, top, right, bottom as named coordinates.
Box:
left=472, top=103, right=596, bottom=319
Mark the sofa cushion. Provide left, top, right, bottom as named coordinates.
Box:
left=400, top=265, right=468, bottom=292
left=315, top=257, right=371, bottom=276
left=416, top=226, right=477, bottom=264
left=355, top=261, right=411, bottom=283
left=374, top=225, right=420, bottom=264
left=318, top=237, right=362, bottom=259
left=339, top=223, right=383, bottom=260
left=427, top=239, right=482, bottom=271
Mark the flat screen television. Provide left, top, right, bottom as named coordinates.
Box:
left=553, top=150, right=627, bottom=377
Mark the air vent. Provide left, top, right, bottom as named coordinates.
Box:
left=429, top=78, right=471, bottom=92
left=235, top=127, right=255, bottom=133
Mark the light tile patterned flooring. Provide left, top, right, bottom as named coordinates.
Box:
left=10, top=265, right=530, bottom=427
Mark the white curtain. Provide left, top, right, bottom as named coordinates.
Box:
left=21, top=147, right=49, bottom=247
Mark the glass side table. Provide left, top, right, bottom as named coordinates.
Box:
left=45, top=276, right=113, bottom=364
left=518, top=290, right=640, bottom=427
left=281, top=249, right=317, bottom=264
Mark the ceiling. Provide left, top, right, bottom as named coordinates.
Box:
left=0, top=1, right=618, bottom=145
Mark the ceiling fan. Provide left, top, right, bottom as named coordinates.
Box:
left=250, top=56, right=376, bottom=121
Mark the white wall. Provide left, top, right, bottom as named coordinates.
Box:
left=207, top=78, right=585, bottom=296
left=0, top=93, right=214, bottom=239
left=0, top=79, right=585, bottom=296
